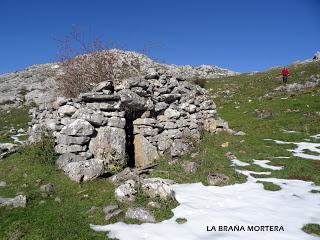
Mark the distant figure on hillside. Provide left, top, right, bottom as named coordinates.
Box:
left=281, top=67, right=289, bottom=84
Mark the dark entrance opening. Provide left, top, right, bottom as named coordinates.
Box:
left=124, top=109, right=143, bottom=168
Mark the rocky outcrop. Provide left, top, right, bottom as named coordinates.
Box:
left=0, top=143, right=18, bottom=160
left=125, top=207, right=156, bottom=223
left=313, top=51, right=320, bottom=60
left=0, top=195, right=27, bottom=208
left=0, top=49, right=236, bottom=107
left=29, top=70, right=226, bottom=182
left=141, top=178, right=175, bottom=200
left=114, top=179, right=137, bottom=203
left=265, top=74, right=320, bottom=97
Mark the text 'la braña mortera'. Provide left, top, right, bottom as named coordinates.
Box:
left=207, top=225, right=285, bottom=232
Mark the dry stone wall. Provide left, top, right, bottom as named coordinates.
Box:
left=29, top=69, right=226, bottom=182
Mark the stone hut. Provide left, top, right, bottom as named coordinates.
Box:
left=29, top=69, right=225, bottom=182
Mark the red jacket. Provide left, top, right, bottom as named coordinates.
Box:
left=281, top=68, right=289, bottom=75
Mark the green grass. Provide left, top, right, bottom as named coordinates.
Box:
left=0, top=60, right=320, bottom=239
left=0, top=146, right=110, bottom=239
left=0, top=106, right=31, bottom=144
left=256, top=181, right=281, bottom=191
left=310, top=189, right=320, bottom=194
left=151, top=132, right=247, bottom=186
left=302, top=223, right=320, bottom=236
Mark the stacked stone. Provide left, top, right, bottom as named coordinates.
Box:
left=29, top=69, right=224, bottom=182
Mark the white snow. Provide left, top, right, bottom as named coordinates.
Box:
left=311, top=134, right=320, bottom=140
left=236, top=170, right=271, bottom=178
left=266, top=139, right=320, bottom=161
left=91, top=136, right=320, bottom=240
left=91, top=178, right=320, bottom=240
left=281, top=129, right=299, bottom=133
left=230, top=159, right=250, bottom=167
left=253, top=160, right=284, bottom=170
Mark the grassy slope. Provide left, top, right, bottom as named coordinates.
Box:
left=203, top=61, right=320, bottom=185
left=0, top=61, right=319, bottom=239
left=0, top=107, right=31, bottom=143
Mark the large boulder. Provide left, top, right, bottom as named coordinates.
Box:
left=0, top=195, right=27, bottom=208
left=114, top=179, right=136, bottom=203
left=141, top=177, right=175, bottom=200
left=134, top=134, right=159, bottom=168
left=89, top=127, right=126, bottom=172
left=125, top=207, right=156, bottom=223
left=63, top=159, right=104, bottom=182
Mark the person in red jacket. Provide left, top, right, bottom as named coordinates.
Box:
left=281, top=67, right=289, bottom=84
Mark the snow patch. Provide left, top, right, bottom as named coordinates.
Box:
left=281, top=129, right=300, bottom=134
left=266, top=139, right=320, bottom=161
left=253, top=160, right=283, bottom=170
left=91, top=136, right=320, bottom=240
left=231, top=159, right=250, bottom=167
left=91, top=179, right=320, bottom=240
left=311, top=134, right=320, bottom=140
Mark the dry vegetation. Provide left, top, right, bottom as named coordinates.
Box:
left=54, top=27, right=118, bottom=97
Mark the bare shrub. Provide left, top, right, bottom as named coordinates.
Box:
left=53, top=27, right=118, bottom=97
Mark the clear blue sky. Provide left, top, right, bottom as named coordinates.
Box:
left=0, top=0, right=319, bottom=74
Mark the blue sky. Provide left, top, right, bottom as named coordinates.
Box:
left=0, top=0, right=319, bottom=74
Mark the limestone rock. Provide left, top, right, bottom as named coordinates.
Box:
left=92, top=81, right=113, bottom=92
left=89, top=127, right=126, bottom=172
left=107, top=117, right=126, bottom=128
left=63, top=159, right=104, bottom=182
left=115, top=179, right=136, bottom=203
left=207, top=173, right=229, bottom=185
left=56, top=153, right=87, bottom=169
left=80, top=93, right=120, bottom=102
left=58, top=105, right=77, bottom=117
left=40, top=183, right=54, bottom=197
left=0, top=195, right=27, bottom=208
left=60, top=119, right=94, bottom=136
left=119, top=89, right=153, bottom=110
left=204, top=118, right=217, bottom=133
left=170, top=139, right=193, bottom=157
left=103, top=205, right=123, bottom=221
left=55, top=144, right=87, bottom=154
left=154, top=102, right=169, bottom=112
left=141, top=177, right=175, bottom=200
left=0, top=181, right=6, bottom=187
left=108, top=167, right=139, bottom=185
left=134, top=134, right=159, bottom=168
left=125, top=207, right=156, bottom=223
left=145, top=68, right=159, bottom=80
left=164, top=108, right=181, bottom=119
left=71, top=108, right=106, bottom=126
left=56, top=134, right=90, bottom=145
left=147, top=201, right=161, bottom=209
left=181, top=161, right=197, bottom=173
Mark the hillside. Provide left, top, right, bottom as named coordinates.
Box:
left=0, top=59, right=320, bottom=239
left=0, top=49, right=237, bottom=107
